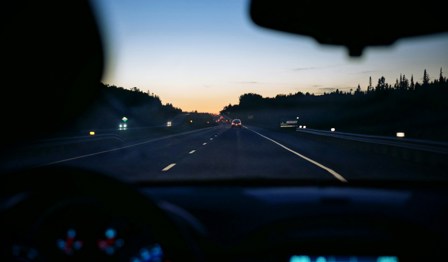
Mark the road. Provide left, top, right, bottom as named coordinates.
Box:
left=41, top=125, right=447, bottom=182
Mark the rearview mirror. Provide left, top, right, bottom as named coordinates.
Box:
left=249, top=1, right=448, bottom=57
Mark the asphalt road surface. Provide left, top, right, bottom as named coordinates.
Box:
left=41, top=125, right=447, bottom=182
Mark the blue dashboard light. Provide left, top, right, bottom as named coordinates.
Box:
left=133, top=244, right=164, bottom=262
left=377, top=257, right=398, bottom=262
left=105, top=228, right=116, bottom=239
left=67, top=229, right=76, bottom=238
left=316, top=257, right=327, bottom=262
left=290, top=255, right=311, bottom=262
left=289, top=255, right=399, bottom=262
left=57, top=240, right=66, bottom=250
left=140, top=248, right=151, bottom=260
left=73, top=241, right=82, bottom=250
left=151, top=244, right=162, bottom=256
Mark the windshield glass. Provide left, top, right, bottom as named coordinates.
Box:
left=2, top=0, right=447, bottom=183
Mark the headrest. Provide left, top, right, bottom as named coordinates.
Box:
left=1, top=0, right=104, bottom=147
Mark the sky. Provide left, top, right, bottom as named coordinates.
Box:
left=92, top=0, right=448, bottom=114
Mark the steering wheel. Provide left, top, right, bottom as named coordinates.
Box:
left=0, top=166, right=195, bottom=261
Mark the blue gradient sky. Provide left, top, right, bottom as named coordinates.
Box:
left=92, top=0, right=448, bottom=113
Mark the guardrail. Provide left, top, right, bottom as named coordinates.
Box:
left=296, top=128, right=448, bottom=167
left=297, top=128, right=448, bottom=154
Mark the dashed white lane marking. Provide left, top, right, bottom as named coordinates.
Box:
left=162, top=163, right=176, bottom=172
left=41, top=126, right=219, bottom=166
left=189, top=150, right=196, bottom=154
left=248, top=129, right=348, bottom=183
left=203, top=142, right=207, bottom=145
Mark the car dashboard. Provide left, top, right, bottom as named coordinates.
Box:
left=1, top=167, right=448, bottom=262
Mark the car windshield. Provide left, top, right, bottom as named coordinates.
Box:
left=1, top=0, right=447, bottom=184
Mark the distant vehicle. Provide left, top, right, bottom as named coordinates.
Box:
left=231, top=119, right=242, bottom=128
left=216, top=116, right=230, bottom=124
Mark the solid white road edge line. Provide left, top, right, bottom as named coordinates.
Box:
left=162, top=163, right=176, bottom=172
left=189, top=150, right=196, bottom=154
left=247, top=128, right=348, bottom=183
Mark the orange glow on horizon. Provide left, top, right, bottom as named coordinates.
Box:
left=164, top=97, right=234, bottom=114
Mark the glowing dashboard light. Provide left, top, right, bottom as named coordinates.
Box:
left=67, top=229, right=76, bottom=238
left=140, top=249, right=150, bottom=260
left=290, top=256, right=311, bottom=262
left=330, top=128, right=336, bottom=132
left=56, top=228, right=83, bottom=256
left=316, top=257, right=327, bottom=262
left=378, top=256, right=398, bottom=262
left=98, top=228, right=124, bottom=256
left=131, top=244, right=164, bottom=262
left=105, top=228, right=116, bottom=239
left=290, top=255, right=399, bottom=262
left=396, top=132, right=405, bottom=138
left=12, top=245, right=38, bottom=261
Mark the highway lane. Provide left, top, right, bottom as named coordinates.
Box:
left=29, top=124, right=446, bottom=182
left=51, top=125, right=338, bottom=181
left=247, top=126, right=448, bottom=181
left=162, top=126, right=339, bottom=181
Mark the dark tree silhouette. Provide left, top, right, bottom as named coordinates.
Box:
left=423, top=69, right=430, bottom=86
left=74, top=83, right=183, bottom=130
left=221, top=68, right=448, bottom=141
left=440, top=67, right=445, bottom=84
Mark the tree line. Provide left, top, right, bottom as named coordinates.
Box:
left=74, top=83, right=182, bottom=130
left=221, top=68, right=448, bottom=141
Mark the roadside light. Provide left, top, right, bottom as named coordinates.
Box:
left=189, top=120, right=193, bottom=123
left=396, top=132, right=405, bottom=138
left=331, top=128, right=336, bottom=132
left=89, top=131, right=95, bottom=136
left=166, top=121, right=172, bottom=127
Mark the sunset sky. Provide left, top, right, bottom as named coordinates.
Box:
left=93, top=0, right=448, bottom=114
